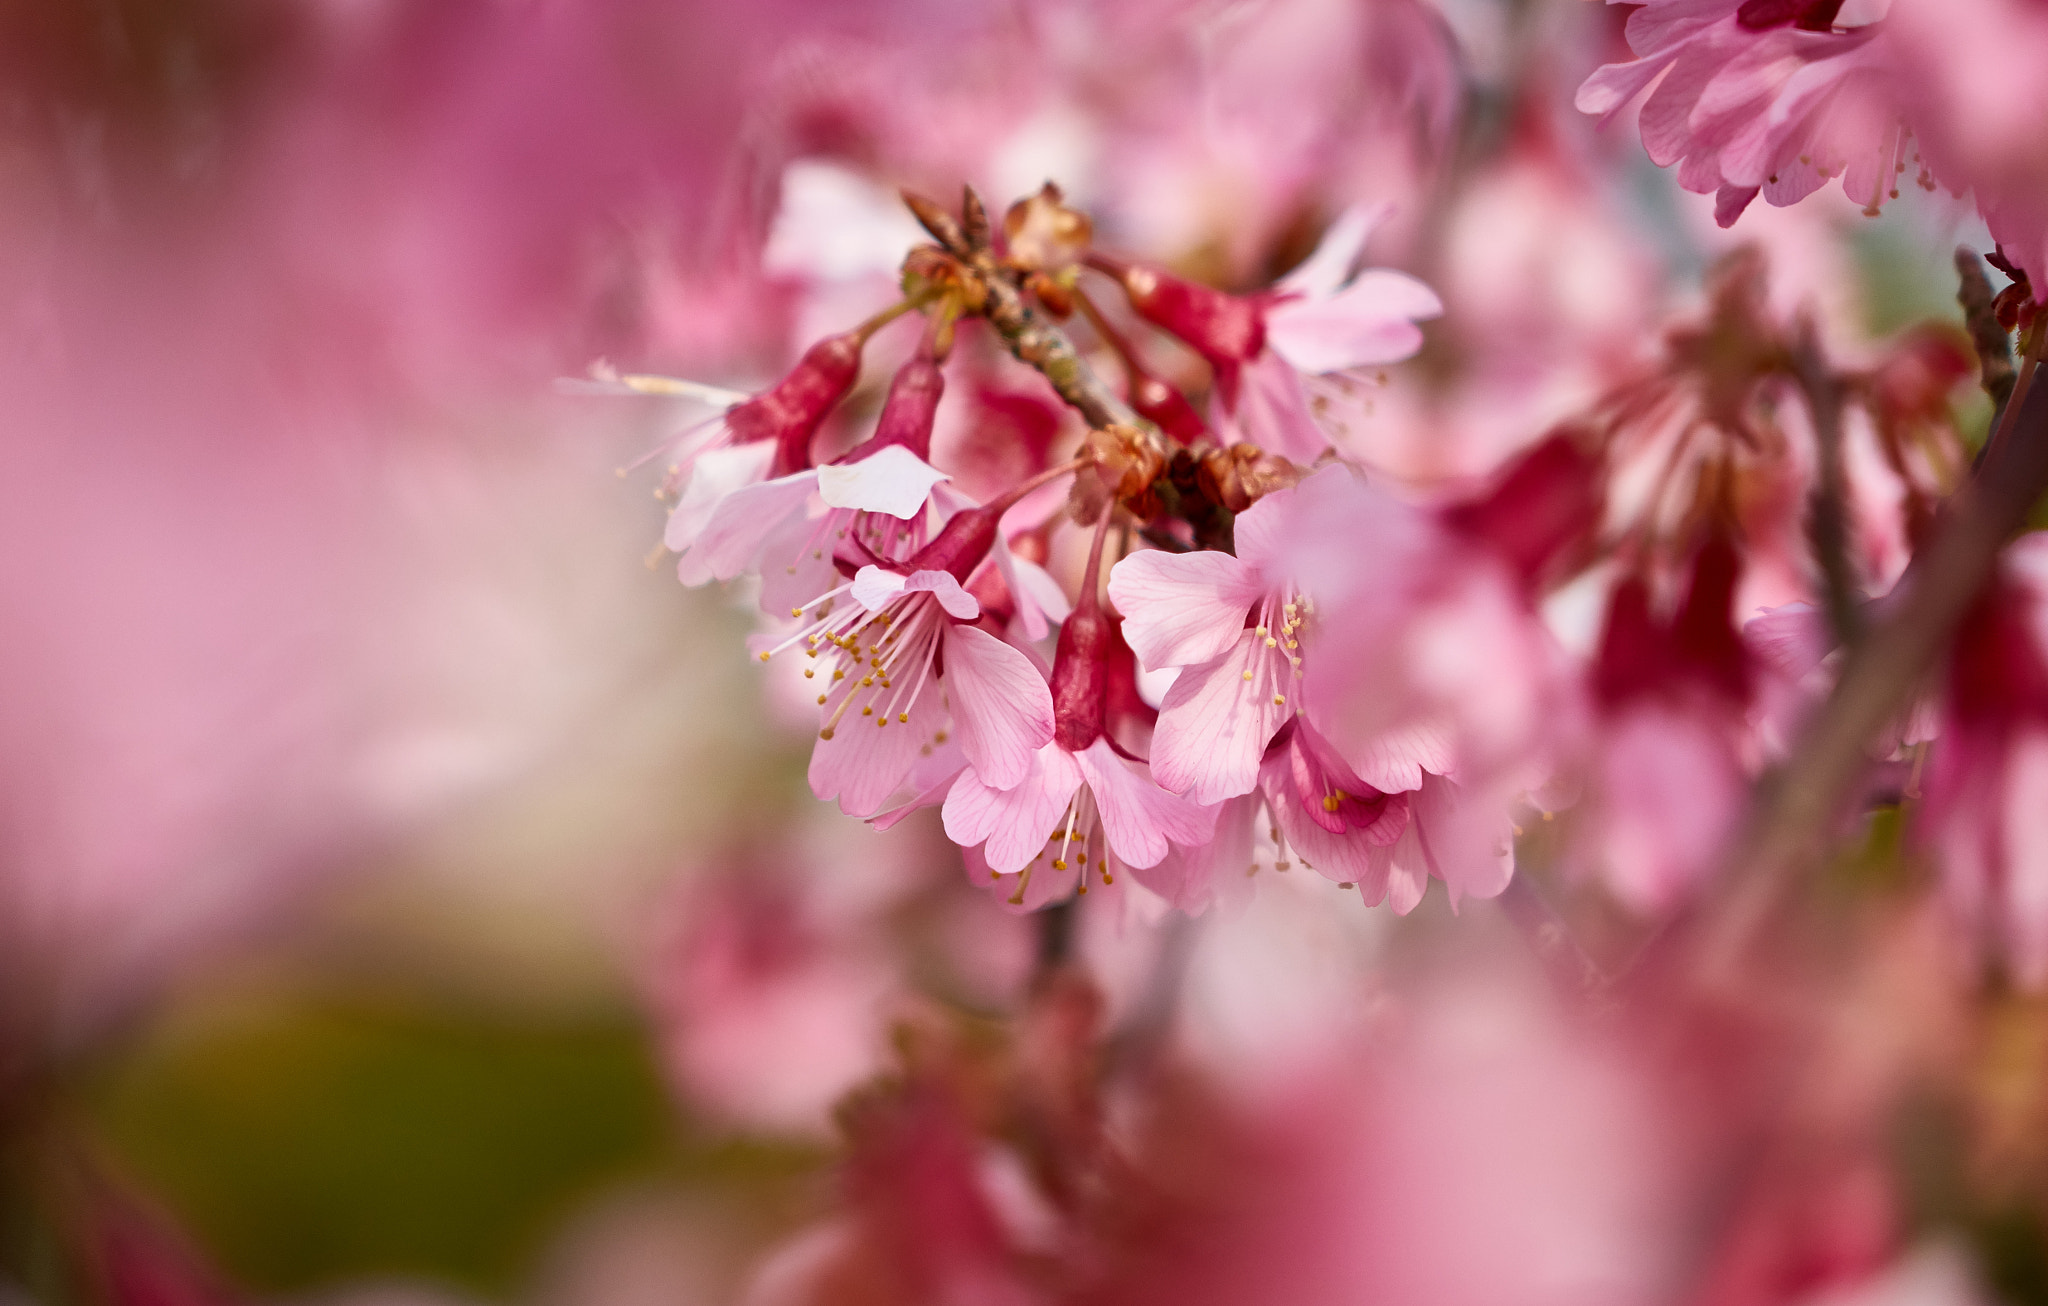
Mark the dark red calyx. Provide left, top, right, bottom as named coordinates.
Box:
left=906, top=505, right=1000, bottom=584
left=843, top=354, right=946, bottom=465
left=725, top=329, right=866, bottom=477
left=1735, top=0, right=1844, bottom=31
left=1594, top=536, right=1753, bottom=709
left=1442, top=431, right=1603, bottom=591
left=1952, top=571, right=2048, bottom=722
left=1672, top=534, right=1751, bottom=705
left=1051, top=599, right=1113, bottom=752
left=1129, top=373, right=1208, bottom=445
left=1094, top=253, right=1266, bottom=367
left=1102, top=609, right=1158, bottom=732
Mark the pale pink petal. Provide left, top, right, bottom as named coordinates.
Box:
left=1075, top=739, right=1217, bottom=870
left=808, top=671, right=950, bottom=818
left=943, top=743, right=1083, bottom=874
left=1276, top=203, right=1390, bottom=299
left=665, top=439, right=780, bottom=555
left=993, top=535, right=1071, bottom=643
left=1107, top=548, right=1263, bottom=671
left=681, top=470, right=819, bottom=583
left=1266, top=271, right=1439, bottom=374
left=1229, top=350, right=1330, bottom=463
left=1152, top=633, right=1291, bottom=804
left=1401, top=773, right=1516, bottom=909
left=816, top=444, right=950, bottom=520
left=1574, top=50, right=1679, bottom=120
left=850, top=566, right=980, bottom=620
left=1131, top=793, right=1258, bottom=915
left=942, top=624, right=1055, bottom=791
left=756, top=507, right=847, bottom=618
left=1328, top=715, right=1457, bottom=794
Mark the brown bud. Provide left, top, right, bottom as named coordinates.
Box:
left=900, top=247, right=988, bottom=316
left=1197, top=443, right=1301, bottom=513
left=1027, top=271, right=1076, bottom=318
left=1086, top=423, right=1168, bottom=503
left=1003, top=182, right=1093, bottom=275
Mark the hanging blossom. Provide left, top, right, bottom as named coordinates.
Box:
left=1575, top=0, right=1922, bottom=227
left=1087, top=205, right=1442, bottom=462
left=945, top=516, right=1216, bottom=910
left=754, top=489, right=1062, bottom=821
left=1109, top=466, right=1515, bottom=912
left=677, top=340, right=955, bottom=616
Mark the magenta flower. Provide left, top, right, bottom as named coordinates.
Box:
left=1576, top=1, right=1916, bottom=227
left=1918, top=534, right=2048, bottom=982
left=1096, top=208, right=1441, bottom=462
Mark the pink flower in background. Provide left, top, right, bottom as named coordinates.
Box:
left=1093, top=208, right=1441, bottom=462
left=1918, top=534, right=2048, bottom=983
left=1576, top=0, right=1911, bottom=226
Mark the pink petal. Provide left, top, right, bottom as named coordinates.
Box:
left=1107, top=548, right=1262, bottom=671
left=1276, top=203, right=1390, bottom=299
left=680, top=469, right=819, bottom=583
left=1131, top=793, right=1258, bottom=915
left=943, top=743, right=1083, bottom=874
left=816, top=444, right=949, bottom=520
left=1266, top=272, right=1439, bottom=373
left=665, top=440, right=779, bottom=556
left=1075, top=739, right=1216, bottom=870
left=1399, top=773, right=1516, bottom=909
left=1327, top=715, right=1457, bottom=794
left=807, top=671, right=950, bottom=818
left=1228, top=350, right=1330, bottom=462
left=1574, top=51, right=1678, bottom=120
left=942, top=624, right=1055, bottom=791
left=1152, top=633, right=1292, bottom=804
left=993, top=534, right=1071, bottom=643
left=851, top=566, right=980, bottom=620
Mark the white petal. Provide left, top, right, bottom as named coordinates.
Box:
left=1276, top=203, right=1389, bottom=299
left=816, top=444, right=950, bottom=520
left=665, top=440, right=780, bottom=554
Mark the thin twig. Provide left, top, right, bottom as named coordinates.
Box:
left=1956, top=247, right=2017, bottom=418
left=1792, top=322, right=1862, bottom=648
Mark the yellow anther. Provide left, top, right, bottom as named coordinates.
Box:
left=790, top=606, right=803, bottom=617
left=861, top=706, right=873, bottom=715
left=758, top=651, right=771, bottom=662
left=1266, top=637, right=1278, bottom=647
left=1242, top=670, right=1254, bottom=681
left=1272, top=694, right=1285, bottom=706
left=804, top=669, right=815, bottom=679
left=820, top=728, right=836, bottom=740
left=898, top=712, right=909, bottom=723
left=816, top=694, right=828, bottom=705
left=1054, top=859, right=1068, bottom=871
left=1322, top=794, right=1341, bottom=813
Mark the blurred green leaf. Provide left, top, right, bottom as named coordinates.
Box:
left=84, top=990, right=672, bottom=1296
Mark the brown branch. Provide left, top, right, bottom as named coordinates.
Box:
left=1792, top=322, right=1862, bottom=649
left=1957, top=246, right=2018, bottom=418
left=1693, top=371, right=2048, bottom=979
left=903, top=187, right=1147, bottom=435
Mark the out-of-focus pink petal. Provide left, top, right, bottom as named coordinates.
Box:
left=1391, top=773, right=1515, bottom=910
left=1227, top=350, right=1332, bottom=463
left=680, top=470, right=818, bottom=583
left=1152, top=634, right=1291, bottom=804
left=1275, top=204, right=1390, bottom=299
left=665, top=438, right=777, bottom=556
left=1074, top=739, right=1217, bottom=870
left=1107, top=549, right=1263, bottom=671
left=1131, top=793, right=1259, bottom=916
left=942, top=625, right=1055, bottom=791
left=817, top=444, right=950, bottom=520
left=1265, top=270, right=1441, bottom=374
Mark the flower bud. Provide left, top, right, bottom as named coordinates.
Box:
left=1092, top=253, right=1265, bottom=366
left=726, top=330, right=866, bottom=476
left=1003, top=183, right=1092, bottom=275
left=1129, top=373, right=1207, bottom=445
left=847, top=354, right=945, bottom=463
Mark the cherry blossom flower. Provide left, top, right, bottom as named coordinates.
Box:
left=1092, top=207, right=1442, bottom=461
left=1917, top=533, right=2048, bottom=983
left=1576, top=0, right=1915, bottom=227
left=946, top=525, right=1215, bottom=909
